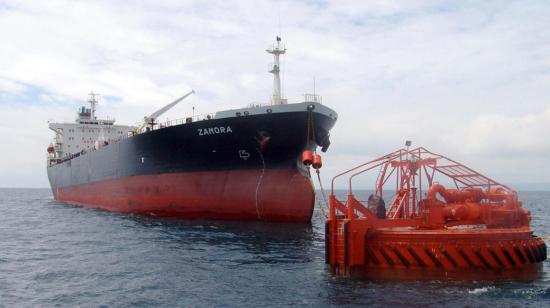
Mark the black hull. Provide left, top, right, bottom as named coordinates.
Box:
left=48, top=109, right=335, bottom=187
left=47, top=104, right=337, bottom=221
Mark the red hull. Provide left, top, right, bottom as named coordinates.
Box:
left=52, top=169, right=315, bottom=222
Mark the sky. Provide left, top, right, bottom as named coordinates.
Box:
left=0, top=0, right=549, bottom=189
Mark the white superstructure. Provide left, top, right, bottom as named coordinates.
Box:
left=47, top=92, right=134, bottom=164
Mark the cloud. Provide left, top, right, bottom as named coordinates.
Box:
left=457, top=107, right=550, bottom=158
left=0, top=0, right=549, bottom=188
left=0, top=78, right=26, bottom=94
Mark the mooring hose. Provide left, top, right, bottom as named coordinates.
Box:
left=316, top=168, right=329, bottom=218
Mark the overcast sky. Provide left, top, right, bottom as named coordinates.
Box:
left=0, top=0, right=549, bottom=189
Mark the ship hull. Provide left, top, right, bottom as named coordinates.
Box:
left=52, top=169, right=315, bottom=221
left=47, top=103, right=337, bottom=222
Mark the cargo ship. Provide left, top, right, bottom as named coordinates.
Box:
left=46, top=37, right=338, bottom=222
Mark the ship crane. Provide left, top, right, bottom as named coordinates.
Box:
left=137, top=90, right=195, bottom=132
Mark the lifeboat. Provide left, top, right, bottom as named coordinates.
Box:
left=326, top=146, right=547, bottom=280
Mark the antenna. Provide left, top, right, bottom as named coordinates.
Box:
left=277, top=2, right=282, bottom=37
left=405, top=140, right=412, bottom=161
left=88, top=91, right=100, bottom=120
left=313, top=77, right=316, bottom=96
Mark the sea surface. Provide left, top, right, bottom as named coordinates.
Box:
left=0, top=188, right=548, bottom=307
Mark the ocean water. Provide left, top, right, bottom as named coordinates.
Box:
left=0, top=188, right=548, bottom=307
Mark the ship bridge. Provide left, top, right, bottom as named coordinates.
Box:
left=47, top=92, right=135, bottom=165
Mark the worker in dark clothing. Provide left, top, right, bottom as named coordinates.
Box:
left=368, top=194, right=387, bottom=219
left=376, top=197, right=386, bottom=219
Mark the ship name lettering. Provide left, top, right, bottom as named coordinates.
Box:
left=198, top=126, right=233, bottom=136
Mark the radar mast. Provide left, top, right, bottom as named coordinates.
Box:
left=88, top=92, right=99, bottom=120
left=266, top=36, right=286, bottom=105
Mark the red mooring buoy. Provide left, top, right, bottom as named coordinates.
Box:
left=302, top=150, right=313, bottom=166
left=312, top=154, right=322, bottom=169
left=326, top=147, right=546, bottom=280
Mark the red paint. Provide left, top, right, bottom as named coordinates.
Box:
left=327, top=147, right=547, bottom=279
left=53, top=169, right=315, bottom=222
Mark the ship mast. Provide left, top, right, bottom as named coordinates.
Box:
left=88, top=92, right=99, bottom=120
left=266, top=36, right=286, bottom=105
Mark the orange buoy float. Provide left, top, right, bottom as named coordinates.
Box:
left=326, top=146, right=547, bottom=280
left=302, top=150, right=313, bottom=166
left=312, top=154, right=322, bottom=169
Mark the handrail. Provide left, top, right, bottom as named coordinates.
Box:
left=331, top=147, right=511, bottom=195
left=140, top=112, right=217, bottom=133
left=329, top=146, right=514, bottom=221
left=330, top=149, right=404, bottom=194
left=347, top=160, right=387, bottom=194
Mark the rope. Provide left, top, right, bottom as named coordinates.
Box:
left=306, top=111, right=311, bottom=143
left=254, top=148, right=266, bottom=219
left=310, top=110, right=316, bottom=145
left=305, top=109, right=317, bottom=148
left=316, top=169, right=329, bottom=218
left=307, top=109, right=326, bottom=217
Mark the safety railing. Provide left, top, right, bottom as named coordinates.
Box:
left=140, top=112, right=217, bottom=133
left=329, top=147, right=512, bottom=221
